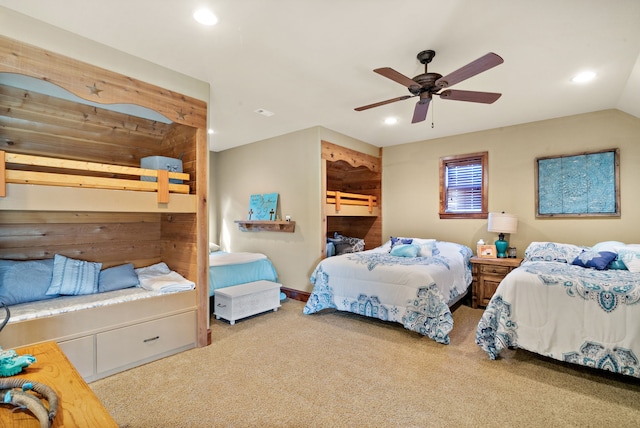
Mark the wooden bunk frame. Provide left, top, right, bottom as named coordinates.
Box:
left=0, top=35, right=209, bottom=381
left=321, top=141, right=382, bottom=255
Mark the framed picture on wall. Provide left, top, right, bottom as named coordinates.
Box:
left=535, top=148, right=620, bottom=218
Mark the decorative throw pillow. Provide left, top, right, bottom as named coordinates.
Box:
left=0, top=259, right=58, bottom=305
left=571, top=249, right=617, bottom=270
left=390, top=244, right=419, bottom=257
left=617, top=246, right=640, bottom=273
left=46, top=254, right=101, bottom=296
left=209, top=242, right=221, bottom=252
left=607, top=259, right=628, bottom=270
left=98, top=263, right=139, bottom=293
left=524, top=242, right=585, bottom=263
left=390, top=236, right=413, bottom=252
left=411, top=238, right=436, bottom=257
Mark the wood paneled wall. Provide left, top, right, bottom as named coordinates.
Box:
left=322, top=141, right=382, bottom=251
left=0, top=35, right=209, bottom=347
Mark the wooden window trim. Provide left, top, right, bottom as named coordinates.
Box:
left=439, top=151, right=488, bottom=219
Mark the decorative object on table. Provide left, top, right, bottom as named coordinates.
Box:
left=0, top=377, right=59, bottom=427
left=536, top=148, right=619, bottom=217
left=247, top=193, right=279, bottom=220
left=477, top=244, right=497, bottom=258
left=0, top=303, right=37, bottom=377
left=508, top=247, right=518, bottom=258
left=140, top=155, right=184, bottom=184
left=487, top=212, right=518, bottom=258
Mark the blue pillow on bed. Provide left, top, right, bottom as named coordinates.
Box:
left=571, top=249, right=617, bottom=270
left=390, top=244, right=419, bottom=257
left=47, top=254, right=102, bottom=296
left=0, top=259, right=58, bottom=305
left=390, top=236, right=413, bottom=252
left=98, top=263, right=140, bottom=293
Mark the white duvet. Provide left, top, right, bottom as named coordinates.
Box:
left=303, top=240, right=472, bottom=344
left=476, top=261, right=640, bottom=378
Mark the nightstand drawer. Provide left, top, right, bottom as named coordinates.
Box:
left=480, top=264, right=511, bottom=275
left=470, top=257, right=523, bottom=309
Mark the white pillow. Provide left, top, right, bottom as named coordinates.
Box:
left=209, top=242, right=220, bottom=252
left=592, top=241, right=625, bottom=253
left=413, top=239, right=436, bottom=257
left=617, top=245, right=640, bottom=273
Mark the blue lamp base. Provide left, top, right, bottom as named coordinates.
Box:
left=495, top=233, right=508, bottom=258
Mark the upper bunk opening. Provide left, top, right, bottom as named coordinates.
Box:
left=0, top=73, right=199, bottom=197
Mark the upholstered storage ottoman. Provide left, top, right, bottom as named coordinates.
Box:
left=214, top=280, right=281, bottom=325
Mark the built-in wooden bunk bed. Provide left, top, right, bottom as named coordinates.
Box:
left=321, top=141, right=382, bottom=256
left=0, top=36, right=209, bottom=382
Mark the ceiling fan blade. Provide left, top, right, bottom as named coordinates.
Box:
left=439, top=89, right=502, bottom=104
left=435, top=52, right=504, bottom=89
left=374, top=67, right=420, bottom=90
left=411, top=96, right=431, bottom=123
left=354, top=95, right=413, bottom=111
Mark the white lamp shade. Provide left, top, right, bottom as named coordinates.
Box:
left=487, top=212, right=518, bottom=234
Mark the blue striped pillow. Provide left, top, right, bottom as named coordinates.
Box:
left=46, top=254, right=102, bottom=296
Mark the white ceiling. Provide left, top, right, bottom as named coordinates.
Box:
left=1, top=0, right=639, bottom=152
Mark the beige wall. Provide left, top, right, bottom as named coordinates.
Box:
left=212, top=126, right=377, bottom=292
left=382, top=109, right=640, bottom=256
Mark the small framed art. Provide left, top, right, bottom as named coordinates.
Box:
left=477, top=244, right=497, bottom=258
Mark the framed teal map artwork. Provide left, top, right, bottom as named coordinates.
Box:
left=247, top=193, right=279, bottom=220
left=535, top=148, right=620, bottom=217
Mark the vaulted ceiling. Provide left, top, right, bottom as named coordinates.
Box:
left=1, top=0, right=639, bottom=152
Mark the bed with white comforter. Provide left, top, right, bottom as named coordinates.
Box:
left=476, top=241, right=640, bottom=378
left=303, top=239, right=473, bottom=344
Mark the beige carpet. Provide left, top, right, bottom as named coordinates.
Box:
left=91, top=299, right=640, bottom=427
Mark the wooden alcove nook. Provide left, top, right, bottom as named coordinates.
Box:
left=321, top=141, right=382, bottom=256
left=0, top=36, right=209, bottom=378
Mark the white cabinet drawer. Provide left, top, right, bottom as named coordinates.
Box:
left=96, top=311, right=196, bottom=374
left=59, top=335, right=95, bottom=379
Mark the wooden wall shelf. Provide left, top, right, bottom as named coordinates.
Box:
left=235, top=220, right=296, bottom=233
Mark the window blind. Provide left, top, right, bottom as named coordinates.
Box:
left=445, top=158, right=483, bottom=212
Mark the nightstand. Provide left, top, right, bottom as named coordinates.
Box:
left=470, top=257, right=522, bottom=308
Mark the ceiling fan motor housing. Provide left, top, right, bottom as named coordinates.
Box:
left=411, top=73, right=443, bottom=94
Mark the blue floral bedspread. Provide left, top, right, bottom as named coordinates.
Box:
left=476, top=261, right=640, bottom=377
left=304, top=241, right=472, bottom=344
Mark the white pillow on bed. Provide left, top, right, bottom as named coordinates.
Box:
left=617, top=245, right=640, bottom=273
left=524, top=242, right=585, bottom=263
left=412, top=239, right=436, bottom=257
left=209, top=242, right=220, bottom=252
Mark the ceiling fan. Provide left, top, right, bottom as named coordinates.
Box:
left=355, top=50, right=504, bottom=123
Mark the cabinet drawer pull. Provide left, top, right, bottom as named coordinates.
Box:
left=217, top=303, right=227, bottom=308
left=143, top=336, right=160, bottom=343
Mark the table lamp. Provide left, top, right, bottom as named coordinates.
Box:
left=487, top=212, right=518, bottom=258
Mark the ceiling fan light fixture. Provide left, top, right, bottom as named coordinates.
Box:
left=193, top=8, right=218, bottom=26
left=572, top=71, right=596, bottom=83
left=384, top=117, right=398, bottom=125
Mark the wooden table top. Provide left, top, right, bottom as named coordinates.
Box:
left=2, top=341, right=118, bottom=428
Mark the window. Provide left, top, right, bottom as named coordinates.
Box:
left=439, top=152, right=488, bottom=219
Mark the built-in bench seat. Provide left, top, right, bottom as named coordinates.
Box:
left=1, top=288, right=197, bottom=382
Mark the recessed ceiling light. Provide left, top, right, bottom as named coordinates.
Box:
left=572, top=71, right=596, bottom=83
left=207, top=128, right=214, bottom=135
left=384, top=117, right=398, bottom=125
left=193, top=8, right=218, bottom=26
